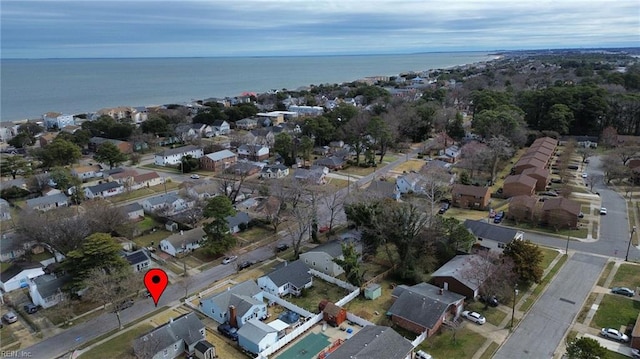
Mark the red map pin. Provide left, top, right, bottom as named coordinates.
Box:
left=144, top=268, right=168, bottom=306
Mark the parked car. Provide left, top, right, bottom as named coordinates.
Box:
left=611, top=287, right=635, bottom=297
left=568, top=164, right=579, bottom=170
left=578, top=212, right=584, bottom=218
left=599, top=207, right=607, bottom=215
left=462, top=311, right=486, bottom=324
left=493, top=211, right=504, bottom=224
left=2, top=311, right=18, bottom=324
left=581, top=172, right=588, bottom=178
left=275, top=243, right=289, bottom=252
left=550, top=178, right=563, bottom=184
left=480, top=295, right=499, bottom=307
left=217, top=323, right=238, bottom=341
left=190, top=174, right=200, bottom=179
left=438, top=203, right=450, bottom=214
left=600, top=327, right=629, bottom=342
left=222, top=256, right=238, bottom=264
left=238, top=260, right=254, bottom=270
left=631, top=348, right=640, bottom=359
left=113, top=299, right=134, bottom=312
left=489, top=209, right=496, bottom=218
left=24, top=303, right=38, bottom=314
left=319, top=226, right=330, bottom=233
left=540, top=191, right=559, bottom=197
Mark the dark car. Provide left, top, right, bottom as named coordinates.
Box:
left=113, top=299, right=134, bottom=312
left=480, top=295, right=499, bottom=307
left=568, top=164, right=580, bottom=170
left=438, top=203, right=450, bottom=214
left=275, top=243, right=289, bottom=252
left=24, top=303, right=38, bottom=314
left=238, top=261, right=254, bottom=270
left=611, top=287, right=634, bottom=297
left=218, top=323, right=238, bottom=341
left=493, top=211, right=504, bottom=223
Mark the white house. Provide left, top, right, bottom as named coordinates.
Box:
left=236, top=118, right=258, bottom=130
left=160, top=228, right=206, bottom=257
left=299, top=239, right=361, bottom=277
left=396, top=173, right=426, bottom=194
left=237, top=144, right=270, bottom=162
left=288, top=105, right=324, bottom=116
left=29, top=274, right=70, bottom=309
left=25, top=193, right=69, bottom=211
left=464, top=219, right=524, bottom=251
left=212, top=120, right=231, bottom=135
left=131, top=172, right=164, bottom=190
left=257, top=260, right=312, bottom=297
left=132, top=106, right=148, bottom=124
left=199, top=280, right=266, bottom=327
left=0, top=198, right=11, bottom=220
left=141, top=194, right=189, bottom=215
left=154, top=145, right=204, bottom=166
left=71, top=165, right=103, bottom=181
left=43, top=112, right=74, bottom=129
left=226, top=212, right=250, bottom=234
left=444, top=145, right=461, bottom=162
left=0, top=262, right=45, bottom=292
left=122, top=202, right=145, bottom=221
left=123, top=249, right=151, bottom=272
left=84, top=182, right=124, bottom=199
left=237, top=319, right=278, bottom=354
left=260, top=164, right=289, bottom=179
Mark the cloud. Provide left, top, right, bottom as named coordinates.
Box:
left=1, top=0, right=638, bottom=58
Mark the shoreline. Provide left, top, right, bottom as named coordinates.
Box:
left=0, top=53, right=499, bottom=125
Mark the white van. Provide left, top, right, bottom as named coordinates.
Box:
left=415, top=350, right=433, bottom=359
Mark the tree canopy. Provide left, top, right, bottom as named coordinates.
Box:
left=503, top=239, right=544, bottom=285
left=94, top=142, right=128, bottom=169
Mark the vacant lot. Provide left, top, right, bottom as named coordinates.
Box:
left=592, top=294, right=640, bottom=329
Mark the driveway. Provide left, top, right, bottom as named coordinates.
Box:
left=493, top=253, right=608, bottom=359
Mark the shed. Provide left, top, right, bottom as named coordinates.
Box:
left=364, top=283, right=382, bottom=300
left=194, top=340, right=216, bottom=359
left=319, top=300, right=347, bottom=327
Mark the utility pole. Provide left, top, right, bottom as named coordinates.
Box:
left=511, top=284, right=518, bottom=328
left=625, top=226, right=636, bottom=262
left=565, top=223, right=571, bottom=255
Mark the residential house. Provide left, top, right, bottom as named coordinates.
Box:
left=122, top=202, right=145, bottom=221
left=132, top=172, right=163, bottom=190
left=507, top=195, right=538, bottom=222
left=367, top=180, right=401, bottom=201
left=38, top=132, right=58, bottom=147
left=132, top=106, right=148, bottom=124
left=431, top=255, right=494, bottom=299
left=141, top=194, right=189, bottom=215
left=520, top=151, right=552, bottom=167
left=541, top=198, right=581, bottom=229
left=451, top=184, right=490, bottom=210
left=199, top=280, right=267, bottom=327
left=237, top=319, right=278, bottom=354
left=532, top=136, right=558, bottom=148
left=396, top=172, right=427, bottom=194
left=28, top=274, right=70, bottom=309
left=25, top=193, right=69, bottom=211
left=444, top=145, right=461, bottom=163
left=43, top=112, right=74, bottom=129
left=229, top=161, right=263, bottom=176
left=288, top=105, right=324, bottom=116
left=133, top=312, right=213, bottom=359
left=89, top=137, right=134, bottom=154
left=513, top=157, right=547, bottom=175
left=201, top=150, right=237, bottom=172
left=631, top=312, right=640, bottom=350
left=300, top=239, right=360, bottom=277
left=236, top=118, right=258, bottom=130
left=257, top=260, right=312, bottom=297
left=260, top=164, right=289, bottom=179
left=212, top=120, right=231, bottom=135
left=226, top=212, right=250, bottom=234
left=247, top=128, right=276, bottom=146
left=123, top=249, right=151, bottom=272
left=238, top=144, right=270, bottom=162
left=313, top=156, right=346, bottom=170
left=559, top=135, right=597, bottom=148
left=97, top=107, right=131, bottom=120
left=388, top=282, right=464, bottom=336
left=179, top=180, right=220, bottom=200
left=106, top=169, right=138, bottom=185
left=0, top=199, right=11, bottom=221
left=502, top=174, right=537, bottom=198
left=154, top=145, right=204, bottom=166
left=256, top=111, right=287, bottom=125
left=160, top=228, right=206, bottom=257
left=294, top=166, right=328, bottom=185
left=0, top=233, right=35, bottom=262
left=521, top=167, right=550, bottom=191
left=0, top=262, right=45, bottom=292
left=71, top=165, right=103, bottom=181
left=463, top=219, right=524, bottom=251
left=84, top=182, right=124, bottom=199
left=328, top=325, right=414, bottom=359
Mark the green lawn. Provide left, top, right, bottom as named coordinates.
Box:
left=591, top=294, right=640, bottom=329
left=576, top=293, right=598, bottom=324
left=478, top=342, right=499, bottom=359
left=597, top=261, right=616, bottom=287
left=609, top=263, right=640, bottom=289
left=285, top=278, right=350, bottom=314
left=539, top=247, right=561, bottom=271
left=337, top=165, right=377, bottom=177
left=132, top=230, right=171, bottom=248
left=520, top=255, right=568, bottom=313
left=607, top=350, right=634, bottom=359
left=79, top=323, right=153, bottom=359
left=503, top=220, right=589, bottom=239
left=464, top=301, right=508, bottom=326
left=418, top=326, right=486, bottom=359
left=136, top=216, right=159, bottom=232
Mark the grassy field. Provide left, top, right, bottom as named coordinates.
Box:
left=539, top=247, right=561, bottom=271
left=591, top=294, right=640, bottom=329
left=478, top=341, right=499, bottom=359
left=337, top=165, right=377, bottom=177
left=609, top=263, right=640, bottom=289
left=79, top=324, right=153, bottom=359
left=418, top=326, right=486, bottom=359
left=464, top=301, right=508, bottom=326
left=597, top=261, right=616, bottom=287
left=286, top=278, right=351, bottom=314
left=132, top=230, right=172, bottom=248
left=576, top=293, right=598, bottom=324
left=390, top=159, right=425, bottom=173
left=0, top=325, right=18, bottom=347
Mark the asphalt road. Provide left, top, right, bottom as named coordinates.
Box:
left=494, top=253, right=608, bottom=359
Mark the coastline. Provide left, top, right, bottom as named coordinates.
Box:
left=1, top=52, right=497, bottom=125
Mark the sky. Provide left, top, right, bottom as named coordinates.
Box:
left=1, top=0, right=639, bottom=59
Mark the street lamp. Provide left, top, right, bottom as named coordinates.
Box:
left=511, top=284, right=519, bottom=328
left=625, top=226, right=636, bottom=262
left=565, top=222, right=571, bottom=255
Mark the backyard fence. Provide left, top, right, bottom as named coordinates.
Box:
left=346, top=312, right=374, bottom=327
left=309, top=269, right=357, bottom=291
left=411, top=330, right=428, bottom=348
left=335, top=288, right=360, bottom=307
left=262, top=292, right=315, bottom=318
left=360, top=266, right=394, bottom=290
left=258, top=313, right=324, bottom=358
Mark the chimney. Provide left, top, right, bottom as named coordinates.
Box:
left=229, top=305, right=238, bottom=328
left=439, top=288, right=444, bottom=295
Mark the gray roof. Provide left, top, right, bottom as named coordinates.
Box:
left=237, top=318, right=276, bottom=343
left=230, top=294, right=263, bottom=318
left=307, top=240, right=349, bottom=258
left=387, top=288, right=451, bottom=330
left=368, top=181, right=398, bottom=198
left=391, top=283, right=464, bottom=305
left=265, top=260, right=311, bottom=289
left=135, top=312, right=205, bottom=350
left=0, top=262, right=43, bottom=282
left=86, top=182, right=122, bottom=194
left=329, top=325, right=414, bottom=359
left=463, top=219, right=520, bottom=244
left=163, top=227, right=206, bottom=247
left=32, top=274, right=70, bottom=299
left=430, top=255, right=491, bottom=291
left=122, top=202, right=144, bottom=213
left=226, top=212, right=250, bottom=229
left=204, top=150, right=236, bottom=161
left=203, top=280, right=261, bottom=312
left=26, top=193, right=68, bottom=208
left=194, top=340, right=214, bottom=353
left=0, top=232, right=27, bottom=254
left=313, top=156, right=345, bottom=167
left=145, top=194, right=181, bottom=207
left=155, top=145, right=201, bottom=157
left=123, top=249, right=150, bottom=266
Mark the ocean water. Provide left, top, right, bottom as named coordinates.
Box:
left=1, top=52, right=493, bottom=123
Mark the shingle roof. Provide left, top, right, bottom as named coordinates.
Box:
left=452, top=184, right=490, bottom=198
left=307, top=240, right=354, bottom=258
left=163, top=227, right=206, bottom=248
left=387, top=289, right=451, bottom=330
left=194, top=340, right=214, bottom=353
left=133, top=172, right=160, bottom=183
left=26, top=193, right=68, bottom=208
left=32, top=274, right=70, bottom=299
left=122, top=202, right=144, bottom=213
left=0, top=262, right=43, bottom=282
left=514, top=156, right=546, bottom=169
left=464, top=219, right=522, bottom=244
left=135, top=312, right=205, bottom=351
left=205, top=150, right=236, bottom=161
left=521, top=167, right=550, bottom=179
left=203, top=280, right=261, bottom=312
left=155, top=145, right=201, bottom=157
left=226, top=212, right=250, bottom=229
left=541, top=197, right=581, bottom=216
left=329, top=325, right=414, bottom=359
left=504, top=174, right=537, bottom=188
left=237, top=318, right=276, bottom=342
left=86, top=182, right=122, bottom=194
left=430, top=255, right=492, bottom=291
left=145, top=194, right=180, bottom=206
left=265, top=260, right=311, bottom=289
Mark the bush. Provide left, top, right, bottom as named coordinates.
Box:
left=1, top=186, right=29, bottom=200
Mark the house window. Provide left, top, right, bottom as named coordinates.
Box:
left=211, top=308, right=215, bottom=314
left=163, top=349, right=168, bottom=357
left=174, top=344, right=178, bottom=350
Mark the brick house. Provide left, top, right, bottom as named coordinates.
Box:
left=451, top=184, right=490, bottom=210
left=513, top=157, right=547, bottom=175
left=431, top=255, right=493, bottom=298
left=507, top=195, right=538, bottom=222
left=520, top=167, right=550, bottom=191
left=200, top=150, right=237, bottom=171
left=503, top=174, right=537, bottom=198
left=541, top=198, right=581, bottom=229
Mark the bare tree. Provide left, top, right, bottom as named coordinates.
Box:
left=83, top=267, right=139, bottom=329
left=218, top=167, right=249, bottom=204
left=319, top=188, right=346, bottom=231
left=55, top=292, right=76, bottom=327
left=258, top=195, right=285, bottom=233
left=286, top=204, right=314, bottom=258
left=17, top=207, right=91, bottom=256
left=484, top=136, right=514, bottom=183
left=614, top=145, right=640, bottom=166
left=577, top=147, right=594, bottom=164
left=419, top=166, right=452, bottom=221
left=84, top=199, right=130, bottom=235
left=461, top=251, right=517, bottom=307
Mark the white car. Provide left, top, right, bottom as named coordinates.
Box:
left=631, top=348, right=639, bottom=359
left=462, top=310, right=486, bottom=325
left=581, top=172, right=588, bottom=178
left=600, top=327, right=629, bottom=342
left=222, top=255, right=238, bottom=264
left=600, top=207, right=607, bottom=215
left=190, top=174, right=200, bottom=179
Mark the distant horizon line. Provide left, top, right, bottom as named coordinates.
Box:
left=2, top=46, right=638, bottom=61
